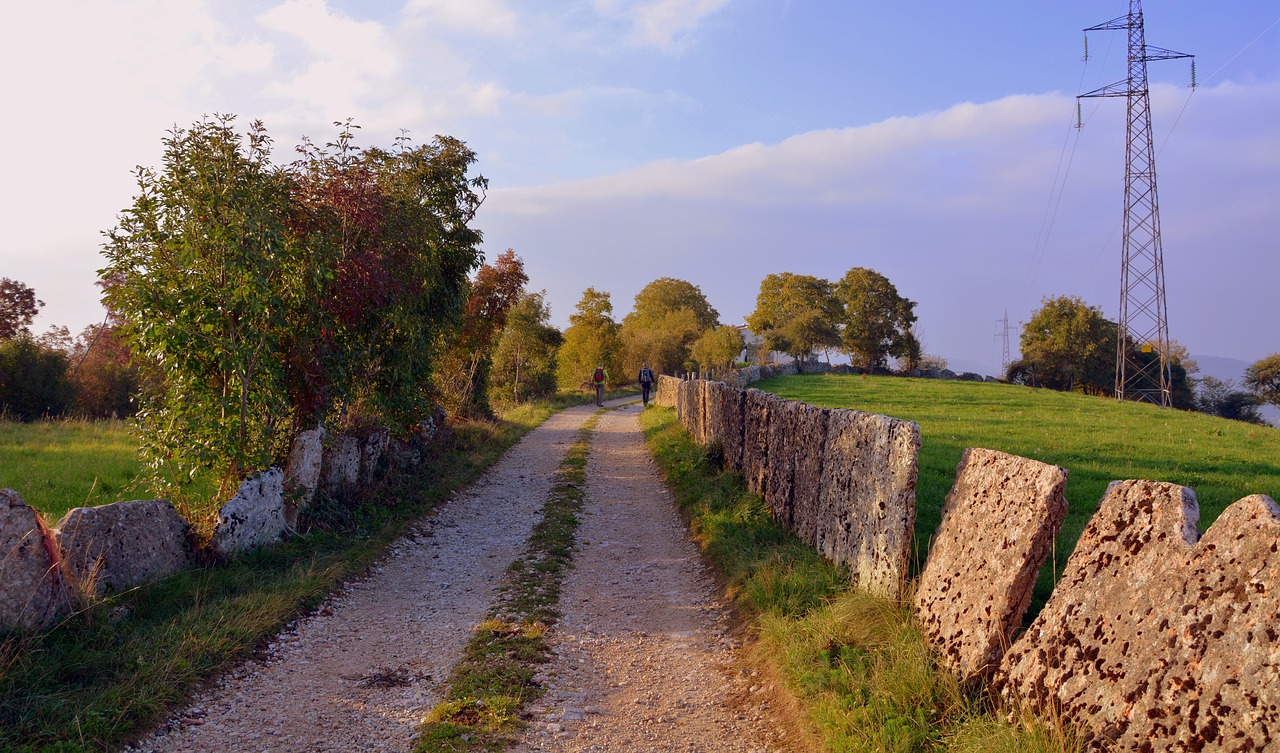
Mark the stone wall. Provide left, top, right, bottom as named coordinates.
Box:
left=0, top=412, right=446, bottom=631
left=666, top=375, right=1280, bottom=745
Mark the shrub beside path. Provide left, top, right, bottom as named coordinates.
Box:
left=124, top=400, right=788, bottom=753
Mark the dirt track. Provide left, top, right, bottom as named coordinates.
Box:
left=123, top=400, right=790, bottom=753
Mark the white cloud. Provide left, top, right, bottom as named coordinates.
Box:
left=402, top=0, right=520, bottom=36
left=593, top=0, right=731, bottom=50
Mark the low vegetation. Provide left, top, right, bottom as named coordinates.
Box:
left=640, top=406, right=1079, bottom=752
left=0, top=419, right=141, bottom=522
left=415, top=411, right=599, bottom=752
left=756, top=373, right=1280, bottom=611
left=0, top=402, right=565, bottom=753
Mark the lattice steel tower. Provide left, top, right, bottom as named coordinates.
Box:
left=1078, top=1, right=1193, bottom=407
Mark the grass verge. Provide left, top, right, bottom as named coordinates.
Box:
left=640, top=406, right=1081, bottom=753
left=415, top=411, right=600, bottom=753
left=0, top=402, right=564, bottom=753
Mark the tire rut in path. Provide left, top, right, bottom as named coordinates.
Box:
left=123, top=405, right=600, bottom=753
left=515, top=403, right=792, bottom=753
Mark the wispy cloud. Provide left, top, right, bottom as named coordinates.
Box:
left=592, top=0, right=732, bottom=50
left=402, top=0, right=520, bottom=37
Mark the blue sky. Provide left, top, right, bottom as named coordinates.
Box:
left=3, top=0, right=1278, bottom=375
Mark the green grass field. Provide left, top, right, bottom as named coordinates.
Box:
left=755, top=374, right=1280, bottom=609
left=0, top=419, right=143, bottom=523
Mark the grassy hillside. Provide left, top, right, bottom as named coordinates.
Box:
left=0, top=419, right=141, bottom=522
left=756, top=374, right=1280, bottom=609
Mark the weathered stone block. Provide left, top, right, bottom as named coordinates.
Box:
left=655, top=375, right=679, bottom=407
left=0, top=489, right=65, bottom=630
left=997, top=482, right=1280, bottom=751
left=210, top=467, right=287, bottom=556
left=915, top=448, right=1068, bottom=680
left=360, top=428, right=391, bottom=483
left=765, top=399, right=801, bottom=529
left=56, top=499, right=192, bottom=595
left=283, top=427, right=324, bottom=529
left=814, top=409, right=919, bottom=597
left=322, top=434, right=361, bottom=496
left=717, top=385, right=746, bottom=474
left=789, top=402, right=830, bottom=545
left=741, top=389, right=776, bottom=498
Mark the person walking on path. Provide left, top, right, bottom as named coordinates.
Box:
left=591, top=363, right=609, bottom=406
left=637, top=362, right=655, bottom=407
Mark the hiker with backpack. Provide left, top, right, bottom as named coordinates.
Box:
left=592, top=363, right=609, bottom=406
left=638, top=362, right=655, bottom=407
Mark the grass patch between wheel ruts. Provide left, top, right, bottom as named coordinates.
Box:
left=0, top=402, right=566, bottom=753
left=639, top=406, right=1082, bottom=753
left=414, top=410, right=601, bottom=753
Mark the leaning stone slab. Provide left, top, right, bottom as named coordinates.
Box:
left=283, top=427, right=324, bottom=530
left=914, top=448, right=1067, bottom=680
left=360, top=428, right=391, bottom=483
left=789, top=402, right=831, bottom=546
left=997, top=482, right=1280, bottom=751
left=56, top=499, right=192, bottom=596
left=814, top=409, right=919, bottom=598
left=210, top=467, right=287, bottom=556
left=0, top=489, right=65, bottom=630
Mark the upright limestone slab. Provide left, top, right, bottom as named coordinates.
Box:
left=814, top=409, right=919, bottom=597
left=210, top=467, right=288, bottom=556
left=715, top=383, right=746, bottom=474
left=322, top=434, right=361, bottom=497
left=998, top=481, right=1280, bottom=751
left=741, top=389, right=776, bottom=499
left=789, top=403, right=831, bottom=546
left=764, top=398, right=801, bottom=529
left=914, top=448, right=1067, bottom=680
left=283, top=427, right=324, bottom=529
left=655, top=375, right=679, bottom=407
left=0, top=489, right=64, bottom=630
left=56, top=499, right=192, bottom=595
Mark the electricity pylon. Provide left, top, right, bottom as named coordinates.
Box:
left=1078, top=0, right=1193, bottom=407
left=995, top=311, right=1011, bottom=376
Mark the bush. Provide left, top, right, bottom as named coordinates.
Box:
left=0, top=334, right=72, bottom=420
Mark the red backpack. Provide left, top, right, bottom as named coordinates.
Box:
left=593, top=367, right=605, bottom=383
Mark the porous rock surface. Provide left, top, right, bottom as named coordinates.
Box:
left=914, top=448, right=1067, bottom=680
left=0, top=489, right=64, bottom=630
left=55, top=499, right=192, bottom=595
left=716, top=382, right=746, bottom=474
left=764, top=398, right=801, bottom=528
left=655, top=375, right=679, bottom=407
left=283, top=427, right=324, bottom=528
left=322, top=434, right=361, bottom=495
left=997, top=481, right=1280, bottom=751
left=813, top=409, right=919, bottom=597
left=741, top=389, right=776, bottom=500
left=210, top=467, right=287, bottom=556
left=788, top=402, right=830, bottom=546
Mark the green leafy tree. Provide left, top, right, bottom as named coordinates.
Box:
left=1197, top=376, right=1266, bottom=424
left=690, top=325, right=745, bottom=373
left=0, top=334, right=72, bottom=420
left=620, top=278, right=718, bottom=376
left=101, top=116, right=296, bottom=494
left=557, top=288, right=622, bottom=389
left=67, top=322, right=142, bottom=418
left=490, top=290, right=562, bottom=403
left=745, top=273, right=841, bottom=372
left=0, top=278, right=43, bottom=340
left=1244, top=353, right=1280, bottom=408
left=834, top=267, right=917, bottom=371
left=1014, top=295, right=1117, bottom=395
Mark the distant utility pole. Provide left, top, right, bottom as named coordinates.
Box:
left=1078, top=0, right=1194, bottom=408
left=995, top=311, right=1012, bottom=376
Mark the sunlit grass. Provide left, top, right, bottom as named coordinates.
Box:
left=755, top=374, right=1280, bottom=611
left=0, top=419, right=141, bottom=522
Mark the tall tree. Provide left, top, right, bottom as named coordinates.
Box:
left=557, top=288, right=622, bottom=389
left=0, top=334, right=72, bottom=420
left=745, top=273, right=841, bottom=372
left=834, top=267, right=917, bottom=371
left=1013, top=295, right=1116, bottom=395
left=620, top=278, right=718, bottom=376
left=1244, top=353, right=1280, bottom=409
left=437, top=249, right=528, bottom=417
left=690, top=325, right=745, bottom=373
left=0, top=278, right=43, bottom=340
left=490, top=290, right=562, bottom=403
left=1197, top=376, right=1266, bottom=424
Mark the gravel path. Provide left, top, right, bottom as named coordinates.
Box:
left=125, top=404, right=600, bottom=753
left=124, top=399, right=795, bottom=753
left=514, top=403, right=793, bottom=753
